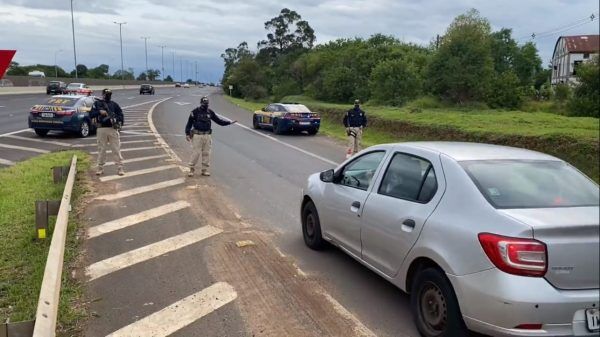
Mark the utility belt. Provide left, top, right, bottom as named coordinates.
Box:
left=192, top=129, right=212, bottom=135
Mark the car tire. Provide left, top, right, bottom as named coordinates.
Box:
left=411, top=267, right=467, bottom=337
left=273, top=119, right=284, bottom=135
left=34, top=129, right=49, bottom=137
left=252, top=115, right=260, bottom=129
left=308, top=128, right=318, bottom=135
left=78, top=120, right=90, bottom=138
left=302, top=201, right=326, bottom=250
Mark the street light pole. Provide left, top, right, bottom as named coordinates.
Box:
left=114, top=21, right=127, bottom=80
left=70, top=0, right=78, bottom=78
left=141, top=36, right=150, bottom=79
left=54, top=49, right=63, bottom=78
left=158, top=45, right=166, bottom=80
left=180, top=56, right=183, bottom=83
left=172, top=51, right=175, bottom=81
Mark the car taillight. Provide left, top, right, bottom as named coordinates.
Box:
left=514, top=323, right=543, bottom=330
left=478, top=233, right=547, bottom=277
left=56, top=110, right=75, bottom=116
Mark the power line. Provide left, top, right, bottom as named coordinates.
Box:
left=517, top=13, right=598, bottom=41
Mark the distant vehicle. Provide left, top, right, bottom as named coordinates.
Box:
left=28, top=70, right=45, bottom=78
left=65, top=83, right=92, bottom=96
left=301, top=142, right=600, bottom=337
left=28, top=95, right=97, bottom=137
left=253, top=103, right=320, bottom=135
left=46, top=81, right=67, bottom=95
left=174, top=83, right=181, bottom=88
left=139, top=84, right=155, bottom=95
left=183, top=83, right=190, bottom=88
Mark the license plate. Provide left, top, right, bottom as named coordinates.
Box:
left=586, top=308, right=600, bottom=332
left=299, top=121, right=310, bottom=125
left=41, top=112, right=54, bottom=118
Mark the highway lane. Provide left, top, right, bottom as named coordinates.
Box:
left=153, top=88, right=421, bottom=337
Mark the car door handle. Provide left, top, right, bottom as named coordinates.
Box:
left=351, top=201, right=361, bottom=209
left=402, top=219, right=416, bottom=228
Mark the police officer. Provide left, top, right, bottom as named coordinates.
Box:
left=343, top=99, right=367, bottom=158
left=185, top=96, right=236, bottom=177
left=90, top=88, right=125, bottom=176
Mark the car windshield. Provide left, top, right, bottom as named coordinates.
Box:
left=44, top=97, right=79, bottom=107
left=284, top=105, right=311, bottom=113
left=67, top=83, right=82, bottom=88
left=462, top=160, right=599, bottom=209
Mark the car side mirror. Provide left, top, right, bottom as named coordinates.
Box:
left=261, top=107, right=266, bottom=112
left=320, top=169, right=335, bottom=183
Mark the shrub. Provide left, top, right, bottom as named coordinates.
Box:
left=405, top=96, right=444, bottom=109
left=554, top=83, right=571, bottom=103
left=369, top=59, right=422, bottom=106
left=567, top=56, right=599, bottom=118
left=486, top=71, right=523, bottom=109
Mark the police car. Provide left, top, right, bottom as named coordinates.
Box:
left=28, top=95, right=97, bottom=137
left=253, top=103, right=320, bottom=135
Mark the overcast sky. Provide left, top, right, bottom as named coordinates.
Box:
left=2, top=0, right=598, bottom=83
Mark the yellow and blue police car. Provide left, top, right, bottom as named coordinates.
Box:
left=253, top=103, right=321, bottom=135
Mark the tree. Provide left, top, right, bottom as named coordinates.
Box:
left=70, top=64, right=88, bottom=77
left=490, top=28, right=518, bottom=74
left=369, top=59, right=423, bottom=106
left=257, top=8, right=316, bottom=58
left=6, top=62, right=26, bottom=75
left=427, top=9, right=494, bottom=103
left=221, top=42, right=253, bottom=72
left=486, top=71, right=523, bottom=109
left=113, top=69, right=134, bottom=80
left=513, top=42, right=542, bottom=87
left=164, top=75, right=173, bottom=82
left=137, top=72, right=147, bottom=81
left=568, top=56, right=599, bottom=117
left=88, top=64, right=110, bottom=79
left=147, top=69, right=160, bottom=81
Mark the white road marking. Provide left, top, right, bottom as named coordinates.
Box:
left=320, top=291, right=379, bottom=337
left=86, top=225, right=222, bottom=280
left=147, top=97, right=186, bottom=173
left=122, top=99, right=164, bottom=109
left=72, top=139, right=153, bottom=147
left=99, top=164, right=179, bottom=182
left=235, top=123, right=339, bottom=166
left=127, top=97, right=135, bottom=99
left=120, top=131, right=153, bottom=136
left=0, top=143, right=49, bottom=153
left=174, top=101, right=191, bottom=106
left=0, top=158, right=15, bottom=166
left=103, top=154, right=169, bottom=166
left=94, top=178, right=185, bottom=201
left=87, top=200, right=190, bottom=238
left=90, top=146, right=158, bottom=154
left=124, top=126, right=150, bottom=129
left=0, top=128, right=31, bottom=138
left=4, top=135, right=71, bottom=147
left=105, top=282, right=237, bottom=337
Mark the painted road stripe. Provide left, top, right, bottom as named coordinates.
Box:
left=86, top=225, right=222, bottom=280
left=0, top=128, right=31, bottom=138
left=87, top=200, right=190, bottom=238
left=94, top=178, right=185, bottom=201
left=105, top=282, right=237, bottom=337
left=4, top=135, right=71, bottom=147
left=0, top=158, right=15, bottom=166
left=120, top=131, right=153, bottom=136
left=0, top=143, right=49, bottom=153
left=72, top=139, right=153, bottom=147
left=103, top=154, right=169, bottom=166
left=122, top=99, right=164, bottom=109
left=90, top=146, right=157, bottom=154
left=99, top=164, right=179, bottom=182
left=320, top=291, right=378, bottom=337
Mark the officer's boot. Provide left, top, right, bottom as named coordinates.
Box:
left=188, top=167, right=195, bottom=177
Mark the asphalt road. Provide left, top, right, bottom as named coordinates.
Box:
left=154, top=87, right=421, bottom=337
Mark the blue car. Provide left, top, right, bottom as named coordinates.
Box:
left=28, top=95, right=97, bottom=137
left=253, top=103, right=321, bottom=135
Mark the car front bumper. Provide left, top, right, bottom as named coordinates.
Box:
left=448, top=268, right=599, bottom=336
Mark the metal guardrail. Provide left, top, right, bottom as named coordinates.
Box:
left=31, top=155, right=78, bottom=337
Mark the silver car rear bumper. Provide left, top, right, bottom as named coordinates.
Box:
left=448, top=268, right=599, bottom=336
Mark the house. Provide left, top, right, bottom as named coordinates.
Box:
left=551, top=35, right=599, bottom=85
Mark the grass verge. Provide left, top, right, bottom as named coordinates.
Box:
left=224, top=95, right=599, bottom=181
left=0, top=151, right=90, bottom=334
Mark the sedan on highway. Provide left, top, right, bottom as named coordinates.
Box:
left=46, top=81, right=67, bottom=95
left=253, top=103, right=320, bottom=135
left=140, top=84, right=155, bottom=95
left=301, top=142, right=599, bottom=337
left=65, top=82, right=92, bottom=96
left=28, top=95, right=97, bottom=137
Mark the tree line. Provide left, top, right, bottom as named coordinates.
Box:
left=7, top=62, right=171, bottom=82
left=221, top=8, right=599, bottom=118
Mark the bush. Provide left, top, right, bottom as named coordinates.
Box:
left=369, top=59, right=422, bottom=106
left=486, top=71, right=523, bottom=109
left=554, top=83, right=571, bottom=103
left=272, top=79, right=302, bottom=102
left=405, top=96, right=444, bottom=109
left=320, top=66, right=356, bottom=102
left=242, top=84, right=269, bottom=100
left=568, top=56, right=599, bottom=118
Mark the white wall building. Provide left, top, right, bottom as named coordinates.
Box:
left=551, top=35, right=599, bottom=85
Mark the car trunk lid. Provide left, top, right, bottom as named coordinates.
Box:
left=501, top=207, right=599, bottom=290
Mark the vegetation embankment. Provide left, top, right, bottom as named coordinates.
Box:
left=0, top=151, right=90, bottom=334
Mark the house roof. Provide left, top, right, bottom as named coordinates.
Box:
left=562, top=35, right=600, bottom=53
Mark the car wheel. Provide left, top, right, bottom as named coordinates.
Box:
left=252, top=115, right=260, bottom=129
left=302, top=201, right=326, bottom=250
left=273, top=119, right=284, bottom=135
left=411, top=268, right=467, bottom=337
left=78, top=120, right=90, bottom=138
left=34, top=129, right=49, bottom=137
left=308, top=128, right=318, bottom=135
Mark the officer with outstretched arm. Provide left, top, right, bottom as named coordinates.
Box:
left=90, top=88, right=125, bottom=176
left=343, top=99, right=368, bottom=159
left=185, top=96, right=236, bottom=177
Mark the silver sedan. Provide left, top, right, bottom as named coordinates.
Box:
left=301, top=142, right=599, bottom=337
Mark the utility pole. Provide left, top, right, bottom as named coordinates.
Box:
left=158, top=45, right=166, bottom=80
left=70, top=0, right=78, bottom=78
left=195, top=61, right=198, bottom=84
left=54, top=49, right=63, bottom=78
left=180, top=56, right=183, bottom=83
left=172, top=51, right=175, bottom=80
left=141, top=36, right=150, bottom=79
left=435, top=34, right=440, bottom=49
left=114, top=21, right=127, bottom=80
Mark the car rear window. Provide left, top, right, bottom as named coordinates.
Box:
left=462, top=160, right=599, bottom=209
left=67, top=83, right=82, bottom=88
left=284, top=105, right=311, bottom=113
left=45, top=97, right=79, bottom=107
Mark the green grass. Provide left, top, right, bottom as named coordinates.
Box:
left=0, top=151, right=90, bottom=333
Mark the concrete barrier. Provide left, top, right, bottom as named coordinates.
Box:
left=0, top=84, right=174, bottom=96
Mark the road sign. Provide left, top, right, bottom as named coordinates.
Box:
left=228, top=85, right=233, bottom=90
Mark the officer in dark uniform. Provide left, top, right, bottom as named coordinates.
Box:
left=185, top=96, right=236, bottom=177
left=343, top=99, right=368, bottom=158
left=90, top=89, right=125, bottom=175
